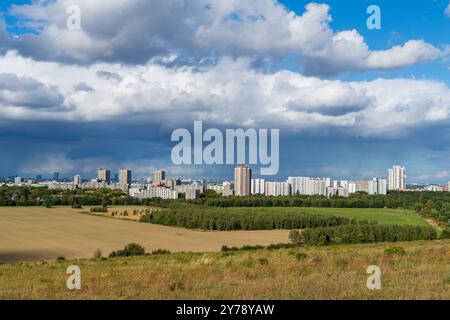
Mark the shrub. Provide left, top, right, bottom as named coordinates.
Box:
left=267, top=243, right=298, bottom=250
left=93, top=249, right=102, bottom=258
left=221, top=245, right=239, bottom=252
left=295, top=252, right=308, bottom=261
left=109, top=243, right=146, bottom=257
left=384, top=246, right=407, bottom=256
left=72, top=203, right=82, bottom=209
left=57, top=256, right=65, bottom=261
left=152, top=249, right=171, bottom=255
left=90, top=207, right=108, bottom=213
left=241, top=245, right=265, bottom=251
left=289, top=230, right=301, bottom=243
left=440, top=227, right=450, bottom=239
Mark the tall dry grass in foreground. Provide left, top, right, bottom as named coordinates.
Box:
left=0, top=240, right=449, bottom=300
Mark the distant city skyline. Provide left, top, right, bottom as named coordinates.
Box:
left=7, top=165, right=449, bottom=201
left=3, top=164, right=449, bottom=188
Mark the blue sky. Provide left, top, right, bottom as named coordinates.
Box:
left=0, top=0, right=449, bottom=183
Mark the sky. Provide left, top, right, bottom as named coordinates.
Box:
left=0, top=0, right=449, bottom=183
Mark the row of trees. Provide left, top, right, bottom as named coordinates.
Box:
left=139, top=206, right=372, bottom=231
left=189, top=191, right=450, bottom=211
left=0, top=186, right=141, bottom=207
left=289, top=224, right=439, bottom=246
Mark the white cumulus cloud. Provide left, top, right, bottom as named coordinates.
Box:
left=0, top=51, right=448, bottom=138
left=0, top=1, right=443, bottom=76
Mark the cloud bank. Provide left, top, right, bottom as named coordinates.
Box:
left=1, top=1, right=442, bottom=76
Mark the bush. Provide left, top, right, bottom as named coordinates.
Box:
left=266, top=243, right=299, bottom=250
left=292, top=225, right=437, bottom=246
left=221, top=245, right=239, bottom=252
left=152, top=249, right=171, bottom=255
left=384, top=246, right=407, bottom=256
left=289, top=230, right=301, bottom=243
left=109, top=243, right=146, bottom=257
left=93, top=249, right=102, bottom=258
left=90, top=207, right=108, bottom=213
left=72, top=203, right=82, bottom=209
left=295, top=252, right=308, bottom=260
left=440, top=227, right=450, bottom=239
left=57, top=256, right=65, bottom=261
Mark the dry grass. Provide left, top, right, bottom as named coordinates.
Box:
left=89, top=206, right=158, bottom=221
left=0, top=207, right=289, bottom=263
left=0, top=240, right=448, bottom=300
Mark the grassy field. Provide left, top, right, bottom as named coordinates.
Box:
left=0, top=240, right=448, bottom=300
left=0, top=207, right=289, bottom=263
left=235, top=207, right=428, bottom=226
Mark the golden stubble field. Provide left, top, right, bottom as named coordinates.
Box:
left=0, top=206, right=289, bottom=263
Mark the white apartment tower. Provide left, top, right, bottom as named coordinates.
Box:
left=388, top=165, right=407, bottom=190
left=288, top=177, right=331, bottom=196
left=97, top=169, right=111, bottom=183
left=73, top=175, right=81, bottom=186
left=154, top=170, right=166, bottom=185
left=251, top=179, right=266, bottom=195
left=265, top=181, right=291, bottom=196
left=119, top=169, right=132, bottom=186
left=234, top=165, right=252, bottom=196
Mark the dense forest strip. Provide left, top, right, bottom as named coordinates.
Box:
left=289, top=224, right=440, bottom=245
left=139, top=207, right=371, bottom=231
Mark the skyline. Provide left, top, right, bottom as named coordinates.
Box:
left=4, top=163, right=449, bottom=188
left=0, top=0, right=449, bottom=183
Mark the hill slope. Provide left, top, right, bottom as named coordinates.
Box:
left=0, top=240, right=448, bottom=300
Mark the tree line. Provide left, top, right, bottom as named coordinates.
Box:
left=139, top=206, right=372, bottom=231
left=189, top=191, right=450, bottom=211
left=289, top=224, right=439, bottom=246
left=0, top=186, right=140, bottom=206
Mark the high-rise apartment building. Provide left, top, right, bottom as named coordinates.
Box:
left=73, top=175, right=81, bottom=186
left=119, top=169, right=132, bottom=186
left=97, top=168, right=111, bottom=183
left=388, top=165, right=407, bottom=190
left=288, top=177, right=310, bottom=195
left=288, top=177, right=330, bottom=196
left=265, top=181, right=291, bottom=196
left=368, top=178, right=387, bottom=195
left=251, top=179, right=265, bottom=195
left=234, top=165, right=251, bottom=196
left=444, top=182, right=450, bottom=192
left=154, top=170, right=166, bottom=185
